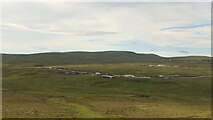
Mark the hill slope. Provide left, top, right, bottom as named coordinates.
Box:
left=2, top=51, right=168, bottom=65
left=171, top=56, right=211, bottom=61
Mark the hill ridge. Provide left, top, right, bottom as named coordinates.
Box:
left=2, top=51, right=211, bottom=65
left=2, top=51, right=166, bottom=65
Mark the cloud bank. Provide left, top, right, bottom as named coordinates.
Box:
left=1, top=2, right=211, bottom=57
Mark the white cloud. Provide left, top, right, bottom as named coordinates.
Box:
left=1, top=2, right=211, bottom=56
left=1, top=22, right=119, bottom=36
left=1, top=0, right=212, bottom=2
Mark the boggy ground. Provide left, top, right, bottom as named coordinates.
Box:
left=2, top=61, right=212, bottom=118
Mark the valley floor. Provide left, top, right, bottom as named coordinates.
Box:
left=2, top=61, right=212, bottom=118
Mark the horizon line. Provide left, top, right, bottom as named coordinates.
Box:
left=1, top=50, right=211, bottom=58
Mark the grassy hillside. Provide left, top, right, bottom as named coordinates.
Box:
left=2, top=51, right=168, bottom=65
left=171, top=56, right=211, bottom=61
left=2, top=51, right=212, bottom=118
left=3, top=51, right=211, bottom=65
left=3, top=62, right=211, bottom=118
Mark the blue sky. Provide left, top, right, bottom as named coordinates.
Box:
left=160, top=24, right=211, bottom=31
left=1, top=2, right=211, bottom=57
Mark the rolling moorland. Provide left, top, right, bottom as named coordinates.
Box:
left=2, top=51, right=212, bottom=118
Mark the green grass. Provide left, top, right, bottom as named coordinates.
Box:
left=2, top=61, right=211, bottom=118
left=2, top=51, right=169, bottom=65
left=48, top=98, right=102, bottom=118
left=3, top=62, right=211, bottom=102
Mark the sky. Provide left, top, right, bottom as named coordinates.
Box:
left=0, top=2, right=211, bottom=57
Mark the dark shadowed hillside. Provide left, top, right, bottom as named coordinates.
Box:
left=2, top=51, right=169, bottom=65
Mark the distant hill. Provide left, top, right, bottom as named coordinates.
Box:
left=2, top=51, right=169, bottom=65
left=171, top=56, right=211, bottom=61
left=2, top=51, right=211, bottom=65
